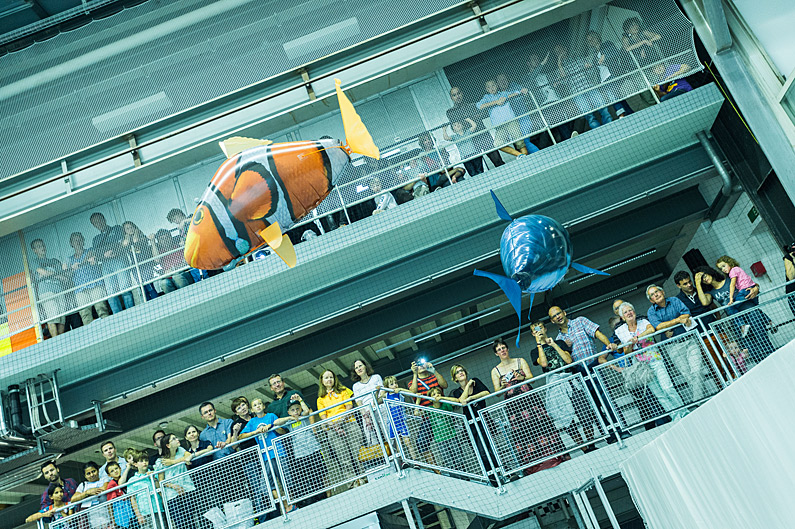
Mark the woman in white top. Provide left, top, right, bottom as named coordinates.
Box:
left=351, top=358, right=384, bottom=446
left=615, top=302, right=686, bottom=420
left=155, top=434, right=197, bottom=528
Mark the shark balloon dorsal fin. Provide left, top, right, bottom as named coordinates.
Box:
left=571, top=262, right=610, bottom=276
left=219, top=137, right=273, bottom=158
left=490, top=190, right=513, bottom=222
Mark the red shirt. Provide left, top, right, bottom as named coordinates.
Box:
left=106, top=479, right=126, bottom=500
left=414, top=373, right=441, bottom=406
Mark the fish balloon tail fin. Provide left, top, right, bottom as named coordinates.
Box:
left=474, top=269, right=524, bottom=347
left=489, top=190, right=513, bottom=222
left=571, top=262, right=610, bottom=276
left=335, top=79, right=380, bottom=160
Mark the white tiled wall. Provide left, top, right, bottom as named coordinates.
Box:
left=662, top=193, right=787, bottom=297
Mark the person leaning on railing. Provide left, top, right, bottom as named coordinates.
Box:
left=530, top=321, right=598, bottom=453
left=273, top=396, right=326, bottom=506
left=90, top=212, right=135, bottom=314
left=29, top=238, right=69, bottom=338
left=782, top=241, right=795, bottom=317
left=150, top=228, right=194, bottom=294
left=351, top=359, right=384, bottom=446
left=62, top=232, right=111, bottom=326
left=26, top=483, right=72, bottom=523
left=120, top=221, right=158, bottom=301
left=615, top=301, right=687, bottom=422
left=694, top=267, right=774, bottom=364
left=155, top=434, right=198, bottom=529
left=490, top=338, right=568, bottom=474
left=70, top=461, right=111, bottom=527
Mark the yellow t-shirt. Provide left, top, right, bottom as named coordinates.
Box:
left=317, top=387, right=354, bottom=420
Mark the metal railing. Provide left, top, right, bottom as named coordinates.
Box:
left=591, top=327, right=725, bottom=431
left=478, top=371, right=609, bottom=478
left=378, top=390, right=488, bottom=481
left=695, top=287, right=795, bottom=379
left=33, top=299, right=793, bottom=529
left=271, top=400, right=391, bottom=505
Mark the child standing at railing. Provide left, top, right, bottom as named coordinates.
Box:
left=724, top=341, right=749, bottom=376
left=428, top=387, right=466, bottom=473
left=26, top=484, right=73, bottom=523
left=380, top=377, right=416, bottom=463
left=127, top=451, right=161, bottom=529
left=716, top=256, right=760, bottom=337
left=274, top=398, right=325, bottom=504
left=105, top=461, right=138, bottom=529
left=716, top=256, right=758, bottom=310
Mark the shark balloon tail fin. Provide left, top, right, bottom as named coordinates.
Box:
left=489, top=190, right=513, bottom=222
left=526, top=293, right=535, bottom=324
left=474, top=269, right=524, bottom=346
left=571, top=262, right=609, bottom=276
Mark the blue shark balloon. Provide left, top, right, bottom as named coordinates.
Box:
left=474, top=191, right=608, bottom=346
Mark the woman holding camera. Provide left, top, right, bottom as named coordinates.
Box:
left=490, top=339, right=565, bottom=474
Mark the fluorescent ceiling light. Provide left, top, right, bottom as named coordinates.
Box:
left=283, top=17, right=361, bottom=60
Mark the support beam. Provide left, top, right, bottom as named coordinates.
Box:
left=681, top=0, right=795, bottom=207
left=701, top=0, right=732, bottom=52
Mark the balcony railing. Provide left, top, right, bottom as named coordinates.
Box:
left=33, top=290, right=793, bottom=528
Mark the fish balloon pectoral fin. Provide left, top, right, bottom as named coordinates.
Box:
left=259, top=222, right=297, bottom=268
left=219, top=137, right=273, bottom=158
left=489, top=190, right=514, bottom=222
left=474, top=269, right=524, bottom=346
left=571, top=262, right=609, bottom=276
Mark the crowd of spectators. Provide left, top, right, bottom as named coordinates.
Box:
left=17, top=20, right=705, bottom=344
left=28, top=209, right=220, bottom=340
left=28, top=251, right=787, bottom=525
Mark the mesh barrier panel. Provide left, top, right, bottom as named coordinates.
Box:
left=50, top=483, right=157, bottom=529
left=380, top=397, right=487, bottom=480
left=706, top=291, right=795, bottom=379
left=272, top=404, right=390, bottom=505
left=159, top=445, right=276, bottom=529
left=591, top=330, right=724, bottom=431
left=478, top=372, right=608, bottom=477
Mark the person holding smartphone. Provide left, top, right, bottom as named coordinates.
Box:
left=531, top=322, right=597, bottom=453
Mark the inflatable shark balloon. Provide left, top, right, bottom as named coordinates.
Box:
left=474, top=191, right=608, bottom=346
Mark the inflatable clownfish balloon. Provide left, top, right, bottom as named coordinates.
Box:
left=185, top=79, right=380, bottom=270
left=473, top=191, right=609, bottom=346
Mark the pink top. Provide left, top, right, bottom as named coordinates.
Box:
left=729, top=266, right=755, bottom=291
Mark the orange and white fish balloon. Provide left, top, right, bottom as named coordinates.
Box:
left=185, top=80, right=380, bottom=270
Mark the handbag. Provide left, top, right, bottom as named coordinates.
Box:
left=623, top=360, right=654, bottom=391
left=357, top=442, right=391, bottom=462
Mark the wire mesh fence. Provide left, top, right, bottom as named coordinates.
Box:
left=706, top=290, right=795, bottom=379
left=591, top=329, right=724, bottom=431
left=380, top=394, right=488, bottom=481
left=159, top=444, right=276, bottom=529
left=272, top=403, right=389, bottom=505
left=50, top=480, right=159, bottom=529
left=477, top=372, right=608, bottom=478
